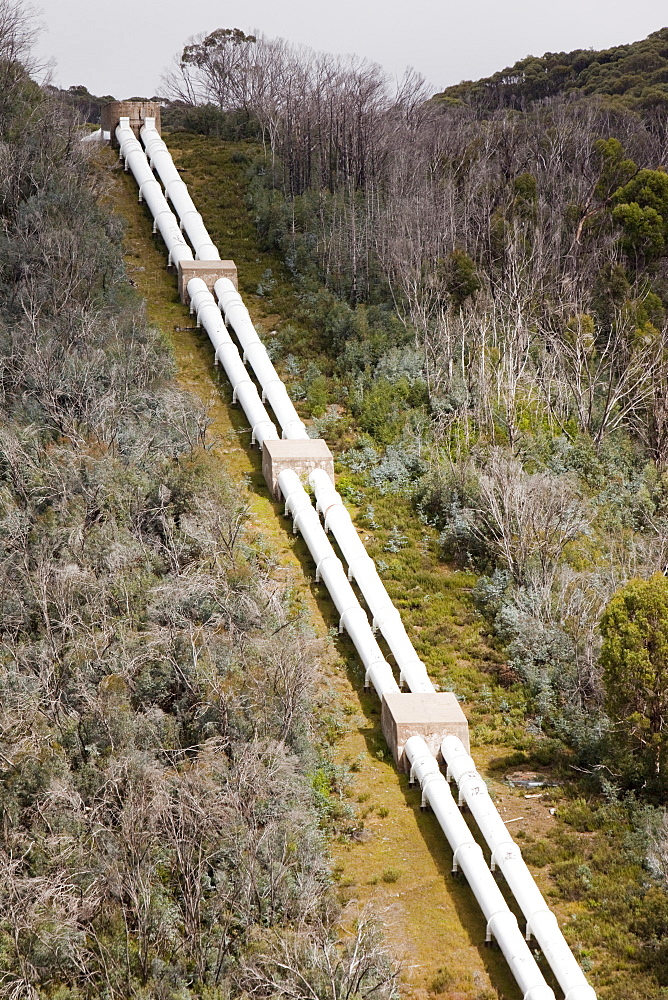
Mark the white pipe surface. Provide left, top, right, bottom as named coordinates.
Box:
left=140, top=120, right=220, bottom=261
left=442, top=736, right=596, bottom=1000
left=309, top=469, right=433, bottom=693
left=188, top=278, right=278, bottom=448
left=138, top=127, right=307, bottom=441
left=215, top=278, right=309, bottom=441
left=278, top=470, right=399, bottom=699
left=406, top=737, right=555, bottom=1000
left=116, top=119, right=194, bottom=269
left=81, top=128, right=102, bottom=143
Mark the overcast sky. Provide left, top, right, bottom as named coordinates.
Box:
left=33, top=0, right=668, bottom=99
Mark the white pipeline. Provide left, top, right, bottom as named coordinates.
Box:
left=116, top=125, right=597, bottom=1000
left=187, top=278, right=278, bottom=448
left=82, top=128, right=102, bottom=143
left=139, top=126, right=307, bottom=441
left=442, top=736, right=596, bottom=1000
left=278, top=469, right=399, bottom=699
left=406, top=737, right=555, bottom=1000
left=215, top=278, right=309, bottom=440
left=309, top=468, right=433, bottom=693
left=115, top=119, right=194, bottom=269
left=140, top=120, right=220, bottom=261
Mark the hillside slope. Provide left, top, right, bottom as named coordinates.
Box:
left=138, top=130, right=668, bottom=1000
left=434, top=26, right=668, bottom=111
left=104, top=126, right=668, bottom=999
left=107, top=138, right=529, bottom=1000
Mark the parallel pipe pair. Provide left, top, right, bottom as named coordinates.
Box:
left=187, top=278, right=279, bottom=448
left=116, top=120, right=193, bottom=268
left=138, top=123, right=308, bottom=442
left=406, top=736, right=555, bottom=1000
left=118, top=122, right=278, bottom=447
left=215, top=277, right=309, bottom=441
left=278, top=469, right=399, bottom=699
left=308, top=468, right=433, bottom=693
left=443, top=736, right=596, bottom=1000
left=140, top=120, right=220, bottom=261
left=306, top=469, right=594, bottom=999
left=115, top=123, right=597, bottom=1000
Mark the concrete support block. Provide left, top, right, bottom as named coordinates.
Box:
left=102, top=101, right=161, bottom=147
left=263, top=439, right=334, bottom=500
left=381, top=692, right=469, bottom=770
left=178, top=260, right=238, bottom=303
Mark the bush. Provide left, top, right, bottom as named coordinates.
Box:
left=601, top=573, right=668, bottom=794
left=559, top=798, right=605, bottom=832
left=381, top=868, right=401, bottom=883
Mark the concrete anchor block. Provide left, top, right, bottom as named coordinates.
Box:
left=381, top=691, right=469, bottom=771
left=102, top=101, right=162, bottom=147
left=177, top=259, right=238, bottom=304
left=262, top=439, right=334, bottom=500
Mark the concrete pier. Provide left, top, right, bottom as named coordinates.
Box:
left=381, top=691, right=469, bottom=770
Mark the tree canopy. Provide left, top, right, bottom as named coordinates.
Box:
left=435, top=26, right=668, bottom=113
left=601, top=574, right=668, bottom=790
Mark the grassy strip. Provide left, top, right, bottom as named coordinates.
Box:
left=102, top=134, right=656, bottom=999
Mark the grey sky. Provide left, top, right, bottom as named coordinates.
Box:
left=34, top=0, right=668, bottom=99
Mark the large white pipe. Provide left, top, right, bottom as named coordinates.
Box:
left=309, top=469, right=433, bottom=694
left=406, top=737, right=555, bottom=1000
left=116, top=124, right=280, bottom=454
left=133, top=125, right=307, bottom=442
left=81, top=128, right=102, bottom=143
left=311, top=445, right=594, bottom=998
left=215, top=278, right=309, bottom=441
left=140, top=126, right=308, bottom=442
left=187, top=278, right=278, bottom=448
left=278, top=470, right=399, bottom=699
left=442, top=736, right=596, bottom=1000
left=116, top=119, right=194, bottom=269
left=117, top=128, right=593, bottom=1000
left=140, top=120, right=220, bottom=261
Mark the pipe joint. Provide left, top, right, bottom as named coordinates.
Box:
left=339, top=604, right=369, bottom=636
left=486, top=908, right=518, bottom=943
left=525, top=909, right=558, bottom=941
left=420, top=770, right=447, bottom=808
left=490, top=841, right=520, bottom=871
left=452, top=838, right=483, bottom=873
left=231, top=380, right=254, bottom=404
left=409, top=753, right=440, bottom=786
left=316, top=554, right=338, bottom=582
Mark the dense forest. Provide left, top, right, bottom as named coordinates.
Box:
left=435, top=26, right=668, bottom=112
left=0, top=5, right=399, bottom=999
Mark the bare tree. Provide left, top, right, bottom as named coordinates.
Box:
left=461, top=450, right=589, bottom=587
left=242, top=912, right=400, bottom=1000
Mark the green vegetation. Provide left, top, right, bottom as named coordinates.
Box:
left=7, top=7, right=668, bottom=997
left=435, top=25, right=668, bottom=112
left=0, top=10, right=402, bottom=1000
left=601, top=574, right=668, bottom=792
left=157, top=22, right=668, bottom=995
left=159, top=125, right=668, bottom=996
left=116, top=134, right=523, bottom=999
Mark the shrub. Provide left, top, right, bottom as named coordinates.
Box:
left=381, top=868, right=400, bottom=883
left=601, top=573, right=668, bottom=793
